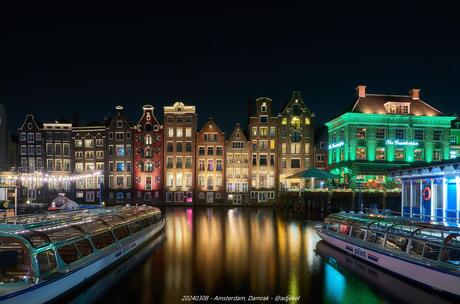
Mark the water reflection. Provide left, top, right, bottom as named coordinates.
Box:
left=69, top=207, right=456, bottom=304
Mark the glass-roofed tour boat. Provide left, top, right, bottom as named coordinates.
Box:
left=0, top=205, right=165, bottom=304
left=316, top=212, right=460, bottom=297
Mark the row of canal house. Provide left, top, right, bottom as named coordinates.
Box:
left=15, top=92, right=315, bottom=205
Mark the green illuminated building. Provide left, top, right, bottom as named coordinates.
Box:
left=325, top=85, right=456, bottom=188
left=449, top=118, right=460, bottom=159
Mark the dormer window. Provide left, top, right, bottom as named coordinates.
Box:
left=384, top=102, right=410, bottom=114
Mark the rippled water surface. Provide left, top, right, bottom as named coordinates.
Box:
left=66, top=207, right=456, bottom=304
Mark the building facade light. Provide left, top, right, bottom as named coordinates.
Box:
left=385, top=139, right=418, bottom=146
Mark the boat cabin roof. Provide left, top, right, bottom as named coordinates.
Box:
left=0, top=206, right=161, bottom=249
left=326, top=212, right=460, bottom=248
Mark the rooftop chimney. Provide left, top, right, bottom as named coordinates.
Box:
left=356, top=85, right=366, bottom=98
left=409, top=88, right=420, bottom=100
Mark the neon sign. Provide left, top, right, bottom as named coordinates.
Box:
left=328, top=142, right=344, bottom=149
left=385, top=139, right=418, bottom=146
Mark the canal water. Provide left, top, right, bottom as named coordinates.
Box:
left=65, top=207, right=455, bottom=304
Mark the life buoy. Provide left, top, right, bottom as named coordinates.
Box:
left=423, top=186, right=431, bottom=201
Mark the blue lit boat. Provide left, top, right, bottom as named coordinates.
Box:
left=315, top=212, right=460, bottom=297
left=0, top=206, right=166, bottom=304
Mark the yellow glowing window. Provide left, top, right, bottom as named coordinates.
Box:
left=282, top=118, right=287, bottom=125
left=305, top=117, right=310, bottom=125
left=291, top=118, right=301, bottom=129
left=270, top=140, right=275, bottom=150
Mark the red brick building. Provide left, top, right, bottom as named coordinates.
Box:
left=133, top=105, right=163, bottom=203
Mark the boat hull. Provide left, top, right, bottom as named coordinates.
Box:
left=0, top=219, right=166, bottom=304
left=316, top=229, right=460, bottom=297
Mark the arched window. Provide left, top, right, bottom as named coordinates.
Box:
left=145, top=147, right=152, bottom=158
left=198, top=175, right=204, bottom=187
left=291, top=131, right=301, bottom=142
left=145, top=135, right=152, bottom=145
left=145, top=162, right=153, bottom=172
left=216, top=175, right=222, bottom=187
left=291, top=117, right=301, bottom=129
left=207, top=176, right=213, bottom=190
left=145, top=123, right=153, bottom=132
left=137, top=161, right=144, bottom=172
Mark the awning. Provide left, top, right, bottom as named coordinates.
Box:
left=286, top=167, right=339, bottom=179
left=351, top=163, right=391, bottom=176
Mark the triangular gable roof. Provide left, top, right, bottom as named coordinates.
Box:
left=135, top=105, right=160, bottom=127
left=279, top=92, right=313, bottom=116
left=228, top=123, right=248, bottom=141
left=19, top=114, right=42, bottom=130
left=198, top=118, right=224, bottom=135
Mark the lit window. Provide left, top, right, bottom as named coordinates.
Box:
left=395, top=148, right=405, bottom=160
left=376, top=148, right=385, bottom=160
left=433, top=150, right=442, bottom=161
left=414, top=149, right=424, bottom=161
left=356, top=147, right=366, bottom=160
left=291, top=118, right=301, bottom=129
left=282, top=118, right=287, bottom=125
left=356, top=128, right=366, bottom=139
left=305, top=117, right=310, bottom=125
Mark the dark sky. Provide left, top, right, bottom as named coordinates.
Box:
left=2, top=2, right=460, bottom=134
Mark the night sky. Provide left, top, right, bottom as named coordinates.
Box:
left=2, top=3, right=460, bottom=134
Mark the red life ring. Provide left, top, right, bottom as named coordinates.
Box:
left=422, top=186, right=431, bottom=201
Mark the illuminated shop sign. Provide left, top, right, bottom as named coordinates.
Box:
left=328, top=142, right=344, bottom=149
left=385, top=139, right=418, bottom=146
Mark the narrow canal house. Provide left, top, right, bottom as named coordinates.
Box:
left=106, top=105, right=133, bottom=204
left=277, top=91, right=314, bottom=192
left=225, top=123, right=250, bottom=204
left=163, top=101, right=197, bottom=203
left=43, top=121, right=73, bottom=200
left=248, top=97, right=278, bottom=203
left=133, top=105, right=163, bottom=203
left=450, top=118, right=460, bottom=159
left=72, top=124, right=105, bottom=204
left=196, top=118, right=225, bottom=203
left=17, top=114, right=45, bottom=202
left=391, top=159, right=460, bottom=220
left=326, top=85, right=456, bottom=189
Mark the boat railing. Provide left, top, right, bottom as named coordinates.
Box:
left=362, top=207, right=460, bottom=224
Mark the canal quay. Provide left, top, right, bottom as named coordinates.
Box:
left=59, top=207, right=455, bottom=304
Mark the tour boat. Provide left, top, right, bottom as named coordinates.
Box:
left=315, top=212, right=460, bottom=297
left=0, top=206, right=166, bottom=304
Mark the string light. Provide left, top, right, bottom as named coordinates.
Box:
left=2, top=171, right=103, bottom=183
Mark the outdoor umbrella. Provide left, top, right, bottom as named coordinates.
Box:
left=286, top=168, right=339, bottom=189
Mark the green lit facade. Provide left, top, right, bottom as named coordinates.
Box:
left=450, top=119, right=460, bottom=159
left=325, top=86, right=456, bottom=188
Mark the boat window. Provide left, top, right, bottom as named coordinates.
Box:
left=114, top=225, right=131, bottom=240
left=368, top=221, right=393, bottom=232
left=444, top=234, right=460, bottom=248
left=91, top=231, right=115, bottom=250
left=414, top=229, right=444, bottom=244
left=57, top=244, right=80, bottom=265
left=74, top=239, right=93, bottom=257
left=0, top=237, right=33, bottom=283
left=440, top=247, right=460, bottom=266
left=409, top=240, right=424, bottom=256
left=129, top=221, right=142, bottom=234
left=339, top=224, right=351, bottom=236
left=140, top=218, right=151, bottom=228
left=19, top=231, right=50, bottom=248
left=388, top=225, right=418, bottom=237
left=385, top=234, right=408, bottom=252
left=366, top=230, right=385, bottom=246
left=99, top=215, right=126, bottom=227
left=328, top=222, right=339, bottom=233
left=322, top=222, right=328, bottom=230
left=40, top=227, right=84, bottom=244
left=149, top=215, right=160, bottom=225
left=37, top=250, right=57, bottom=275
left=75, top=220, right=110, bottom=235
left=351, top=227, right=366, bottom=240
left=422, top=243, right=441, bottom=261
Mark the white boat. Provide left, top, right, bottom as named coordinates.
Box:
left=315, top=212, right=460, bottom=297
left=0, top=206, right=166, bottom=304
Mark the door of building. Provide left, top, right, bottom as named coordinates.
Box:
left=206, top=192, right=214, bottom=203
left=233, top=194, right=242, bottom=205
left=258, top=192, right=267, bottom=202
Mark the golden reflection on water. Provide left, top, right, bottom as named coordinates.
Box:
left=152, top=208, right=319, bottom=303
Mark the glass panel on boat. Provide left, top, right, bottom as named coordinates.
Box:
left=366, top=231, right=385, bottom=246
left=74, top=239, right=93, bottom=257
left=75, top=220, right=109, bottom=235
left=384, top=234, right=408, bottom=252
left=39, top=227, right=84, bottom=244
left=99, top=215, right=126, bottom=227
left=113, top=225, right=130, bottom=240
left=409, top=240, right=425, bottom=256
left=19, top=231, right=50, bottom=248
left=387, top=225, right=418, bottom=237
left=328, top=222, right=339, bottom=233
left=339, top=224, right=351, bottom=236
left=422, top=243, right=441, bottom=261
left=368, top=221, right=393, bottom=232
left=140, top=218, right=151, bottom=228
left=91, top=231, right=115, bottom=250
left=129, top=221, right=142, bottom=234
left=445, top=234, right=460, bottom=248
left=0, top=237, right=32, bottom=282
left=57, top=244, right=80, bottom=265
left=413, top=229, right=444, bottom=244
left=37, top=250, right=57, bottom=275
left=350, top=227, right=366, bottom=240
left=440, top=247, right=460, bottom=265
